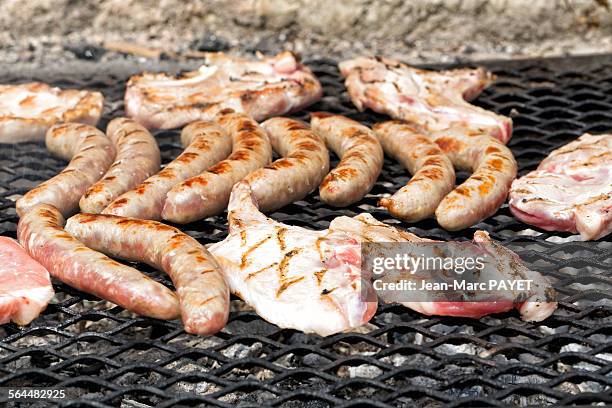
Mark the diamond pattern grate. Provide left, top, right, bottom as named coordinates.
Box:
left=0, top=55, right=610, bottom=407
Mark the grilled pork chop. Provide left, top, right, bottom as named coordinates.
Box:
left=329, top=214, right=557, bottom=322
left=0, top=83, right=103, bottom=143
left=339, top=56, right=512, bottom=144
left=509, top=133, right=612, bottom=240
left=210, top=181, right=555, bottom=333
left=0, top=237, right=54, bottom=325
left=208, top=181, right=377, bottom=336
left=126, top=51, right=323, bottom=129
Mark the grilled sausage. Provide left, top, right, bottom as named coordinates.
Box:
left=65, top=213, right=229, bottom=335
left=373, top=122, right=455, bottom=222
left=376, top=121, right=517, bottom=230
left=432, top=126, right=517, bottom=230
left=79, top=118, right=161, bottom=214
left=243, top=117, right=329, bottom=212
left=162, top=112, right=272, bottom=223
left=17, top=204, right=180, bottom=320
left=103, top=121, right=232, bottom=220
left=16, top=123, right=115, bottom=217
left=310, top=113, right=383, bottom=207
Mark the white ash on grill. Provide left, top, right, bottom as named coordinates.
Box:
left=0, top=55, right=610, bottom=407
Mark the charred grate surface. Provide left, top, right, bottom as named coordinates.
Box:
left=0, top=55, right=611, bottom=407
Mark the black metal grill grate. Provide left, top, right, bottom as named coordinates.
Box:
left=0, top=55, right=611, bottom=407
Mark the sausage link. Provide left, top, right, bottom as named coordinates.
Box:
left=373, top=122, right=455, bottom=222
left=244, top=117, right=329, bottom=212
left=431, top=126, right=517, bottom=230
left=162, top=112, right=272, bottom=223
left=310, top=112, right=383, bottom=207
left=80, top=118, right=161, bottom=213
left=16, top=123, right=115, bottom=217
left=17, top=204, right=179, bottom=319
left=103, top=121, right=232, bottom=220
left=65, top=213, right=229, bottom=335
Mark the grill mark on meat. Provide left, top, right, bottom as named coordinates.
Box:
left=314, top=269, right=327, bottom=285
left=276, top=226, right=288, bottom=251
left=246, top=263, right=278, bottom=280
left=279, top=248, right=302, bottom=279
left=276, top=276, right=305, bottom=298
left=321, top=287, right=337, bottom=295
left=240, top=234, right=274, bottom=268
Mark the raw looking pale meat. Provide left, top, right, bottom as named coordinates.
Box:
left=0, top=236, right=54, bottom=325
left=328, top=214, right=557, bottom=322
left=339, top=56, right=512, bottom=144
left=509, top=133, right=612, bottom=240
left=126, top=51, right=323, bottom=129
left=209, top=181, right=377, bottom=336
left=0, top=83, right=104, bottom=143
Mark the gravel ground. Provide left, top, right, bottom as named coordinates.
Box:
left=0, top=0, right=611, bottom=65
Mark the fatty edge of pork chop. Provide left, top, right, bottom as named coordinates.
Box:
left=209, top=181, right=377, bottom=337
left=509, top=133, right=612, bottom=240
left=328, top=213, right=557, bottom=322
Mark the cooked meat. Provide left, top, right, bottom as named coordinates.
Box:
left=375, top=121, right=517, bottom=230
left=0, top=237, right=54, bottom=325
left=65, top=214, right=229, bottom=335
left=311, top=113, right=384, bottom=207
left=245, top=117, right=329, bottom=212
left=0, top=82, right=103, bottom=143
left=208, top=181, right=377, bottom=336
left=329, top=214, right=557, bottom=322
left=339, top=56, right=512, bottom=144
left=510, top=133, right=612, bottom=240
left=16, top=123, right=115, bottom=217
left=162, top=112, right=272, bottom=224
left=126, top=51, right=322, bottom=129
left=80, top=118, right=161, bottom=213
left=17, top=204, right=180, bottom=320
left=373, top=122, right=455, bottom=222
left=103, top=121, right=232, bottom=220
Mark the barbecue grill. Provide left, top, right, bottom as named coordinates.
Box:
left=0, top=54, right=611, bottom=407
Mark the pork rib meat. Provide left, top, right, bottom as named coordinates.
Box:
left=0, top=83, right=103, bottom=144
left=126, top=51, right=322, bottom=129
left=339, top=56, right=512, bottom=143
left=509, top=133, right=612, bottom=240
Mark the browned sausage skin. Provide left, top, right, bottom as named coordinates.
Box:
left=373, top=122, right=455, bottom=222
left=162, top=112, right=272, bottom=223
left=433, top=126, right=517, bottom=230
left=244, top=117, right=330, bottom=212
left=16, top=123, right=115, bottom=217
left=80, top=118, right=161, bottom=214
left=65, top=213, right=230, bottom=335
left=17, top=204, right=180, bottom=320
left=103, top=121, right=232, bottom=220
left=310, top=112, right=384, bottom=207
left=376, top=121, right=517, bottom=230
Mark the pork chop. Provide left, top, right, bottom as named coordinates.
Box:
left=126, top=51, right=323, bottom=129
left=0, top=236, right=54, bottom=325
left=0, top=82, right=103, bottom=143
left=509, top=133, right=612, bottom=240
left=339, top=56, right=512, bottom=143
